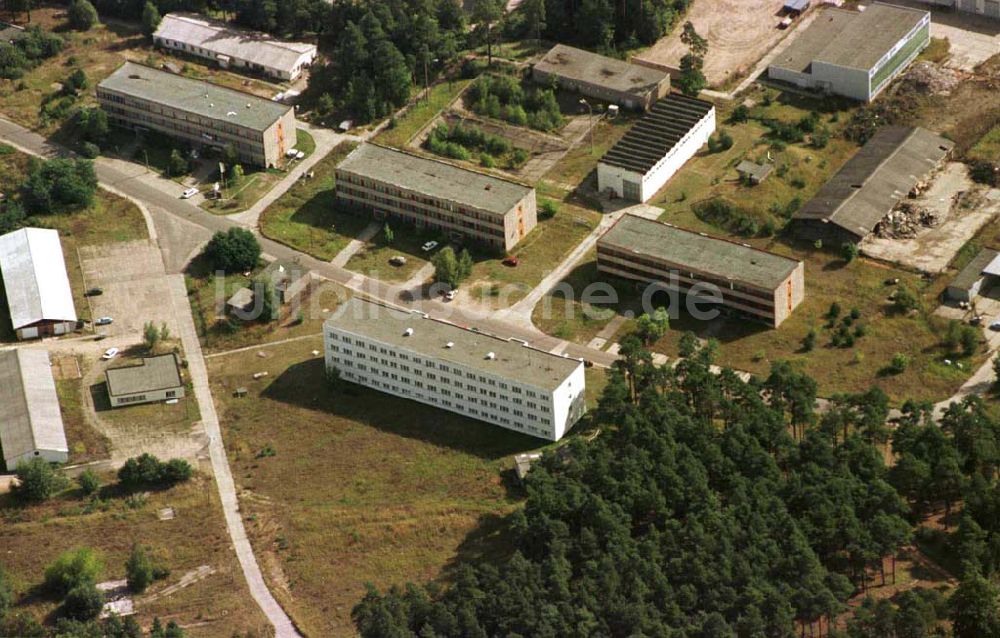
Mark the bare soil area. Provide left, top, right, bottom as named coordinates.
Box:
left=632, top=0, right=793, bottom=88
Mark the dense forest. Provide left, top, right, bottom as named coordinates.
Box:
left=353, top=332, right=1000, bottom=637
left=532, top=0, right=692, bottom=51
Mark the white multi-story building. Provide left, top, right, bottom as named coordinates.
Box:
left=597, top=93, right=716, bottom=203
left=324, top=298, right=587, bottom=441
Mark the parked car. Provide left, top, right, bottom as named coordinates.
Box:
left=84, top=287, right=103, bottom=297
left=285, top=149, right=298, bottom=158
left=180, top=187, right=199, bottom=199
left=95, top=316, right=114, bottom=326
left=101, top=347, right=119, bottom=360
left=502, top=256, right=519, bottom=267
left=421, top=241, right=439, bottom=252
left=389, top=255, right=407, bottom=267
left=990, top=320, right=1000, bottom=331
left=444, top=289, right=457, bottom=301
left=295, top=150, right=306, bottom=160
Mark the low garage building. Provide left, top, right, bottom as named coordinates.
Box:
left=596, top=93, right=716, bottom=203
left=0, top=349, right=69, bottom=470
left=106, top=353, right=185, bottom=408
left=947, top=248, right=1000, bottom=303
left=790, top=126, right=954, bottom=245
left=768, top=3, right=930, bottom=101
left=0, top=227, right=78, bottom=340
left=532, top=44, right=670, bottom=110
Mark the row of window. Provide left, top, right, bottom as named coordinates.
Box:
left=98, top=91, right=263, bottom=142
left=336, top=173, right=506, bottom=222
left=335, top=186, right=506, bottom=238
left=101, top=107, right=264, bottom=161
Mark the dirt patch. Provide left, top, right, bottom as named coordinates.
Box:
left=632, top=0, right=792, bottom=88
left=52, top=354, right=82, bottom=381
left=905, top=61, right=963, bottom=96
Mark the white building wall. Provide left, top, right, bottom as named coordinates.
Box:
left=597, top=106, right=716, bottom=203
left=324, top=328, right=586, bottom=441
left=110, top=386, right=185, bottom=408
left=810, top=61, right=871, bottom=101
left=6, top=447, right=69, bottom=468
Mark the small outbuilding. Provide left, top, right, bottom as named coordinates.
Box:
left=736, top=160, right=774, bottom=185
left=947, top=248, right=1000, bottom=303
left=514, top=452, right=543, bottom=484
left=226, top=287, right=255, bottom=315
left=105, top=353, right=185, bottom=408
left=0, top=349, right=69, bottom=470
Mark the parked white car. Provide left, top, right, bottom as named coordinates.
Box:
left=444, top=289, right=457, bottom=301
left=101, top=347, right=120, bottom=360
left=421, top=241, right=439, bottom=252
left=180, top=187, right=199, bottom=199
left=990, top=320, right=1000, bottom=331
left=95, top=316, right=114, bottom=326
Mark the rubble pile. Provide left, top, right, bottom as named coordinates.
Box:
left=875, top=202, right=940, bottom=239
left=905, top=62, right=961, bottom=96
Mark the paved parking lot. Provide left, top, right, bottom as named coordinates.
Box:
left=80, top=241, right=179, bottom=340
left=894, top=1, right=1000, bottom=71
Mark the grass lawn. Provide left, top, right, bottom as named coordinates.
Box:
left=295, top=128, right=316, bottom=156
left=374, top=79, right=472, bottom=148
left=56, top=374, right=111, bottom=465
left=969, top=123, right=1000, bottom=162
left=208, top=338, right=550, bottom=637
left=344, top=227, right=432, bottom=283
left=0, top=475, right=270, bottom=637
left=542, top=113, right=635, bottom=189
left=465, top=194, right=601, bottom=307
left=259, top=141, right=371, bottom=261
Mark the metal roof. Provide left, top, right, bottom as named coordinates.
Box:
left=794, top=126, right=953, bottom=239
left=598, top=214, right=801, bottom=291
left=105, top=353, right=184, bottom=398
left=0, top=349, right=68, bottom=466
left=533, top=44, right=667, bottom=96
left=771, top=3, right=928, bottom=73
left=599, top=93, right=715, bottom=175
left=951, top=249, right=1000, bottom=292
left=0, top=228, right=77, bottom=331
left=327, top=298, right=582, bottom=391
left=154, top=13, right=316, bottom=75
left=336, top=144, right=534, bottom=217
left=784, top=0, right=810, bottom=10
left=99, top=62, right=293, bottom=132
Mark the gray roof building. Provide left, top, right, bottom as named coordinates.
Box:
left=99, top=61, right=292, bottom=133
left=599, top=214, right=801, bottom=291
left=106, top=353, right=184, bottom=400
left=0, top=349, right=69, bottom=469
left=336, top=144, right=533, bottom=217
left=153, top=13, right=317, bottom=80
left=793, top=126, right=953, bottom=242
left=0, top=228, right=77, bottom=339
left=947, top=248, right=1000, bottom=303
left=768, top=3, right=930, bottom=101
left=329, top=297, right=581, bottom=391
left=532, top=44, right=669, bottom=110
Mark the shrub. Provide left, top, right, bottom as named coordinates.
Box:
left=21, top=157, right=98, bottom=214
left=168, top=149, right=189, bottom=176
left=44, top=548, right=103, bottom=597
left=76, top=470, right=99, bottom=496
left=887, top=353, right=910, bottom=375
left=841, top=242, right=859, bottom=263
left=802, top=329, right=816, bottom=352
left=13, top=458, right=68, bottom=503
left=126, top=544, right=155, bottom=593
left=117, top=453, right=193, bottom=490
left=63, top=581, right=104, bottom=621
left=539, top=199, right=559, bottom=220
left=67, top=0, right=99, bottom=31
left=729, top=104, right=749, bottom=123
left=79, top=142, right=99, bottom=158
left=480, top=153, right=496, bottom=168
left=204, top=227, right=260, bottom=273
left=707, top=130, right=733, bottom=153
left=892, top=285, right=920, bottom=313
left=970, top=160, right=998, bottom=187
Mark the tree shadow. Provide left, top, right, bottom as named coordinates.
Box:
left=439, top=511, right=519, bottom=581
left=263, top=358, right=544, bottom=460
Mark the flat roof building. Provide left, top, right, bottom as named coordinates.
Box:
left=532, top=44, right=670, bottom=110
left=596, top=214, right=805, bottom=327
left=792, top=126, right=953, bottom=244
left=768, top=3, right=931, bottom=101
left=335, top=144, right=537, bottom=253
left=97, top=61, right=296, bottom=167
left=597, top=93, right=716, bottom=203
left=0, top=228, right=77, bottom=341
left=153, top=13, right=317, bottom=81
left=105, top=353, right=185, bottom=408
left=0, top=349, right=69, bottom=469
left=912, top=0, right=1000, bottom=19
left=324, top=298, right=587, bottom=440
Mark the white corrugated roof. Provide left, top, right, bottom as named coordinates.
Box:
left=154, top=13, right=317, bottom=75
left=0, top=349, right=68, bottom=466
left=0, top=227, right=78, bottom=330
left=982, top=254, right=1000, bottom=278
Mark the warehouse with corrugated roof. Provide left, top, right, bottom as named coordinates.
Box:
left=596, top=93, right=715, bottom=203
left=0, top=349, right=68, bottom=469
left=0, top=227, right=77, bottom=341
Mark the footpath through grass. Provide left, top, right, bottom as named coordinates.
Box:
left=374, top=79, right=472, bottom=148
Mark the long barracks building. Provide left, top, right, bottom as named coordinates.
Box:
left=324, top=298, right=587, bottom=441
left=596, top=215, right=805, bottom=328
left=334, top=144, right=537, bottom=253
left=97, top=61, right=296, bottom=168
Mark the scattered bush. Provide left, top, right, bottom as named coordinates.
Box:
left=117, top=453, right=193, bottom=490
left=12, top=457, right=69, bottom=503
left=63, top=581, right=104, bottom=621
left=79, top=142, right=100, bottom=158
left=76, top=470, right=100, bottom=496
left=728, top=104, right=749, bottom=124
left=67, top=0, right=99, bottom=31
left=20, top=157, right=98, bottom=214
left=539, top=199, right=559, bottom=220
left=886, top=353, right=910, bottom=375
left=970, top=160, right=999, bottom=187
left=841, top=242, right=859, bottom=263
left=126, top=544, right=155, bottom=593
left=707, top=129, right=734, bottom=153
left=467, top=75, right=564, bottom=132
left=44, top=548, right=103, bottom=597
